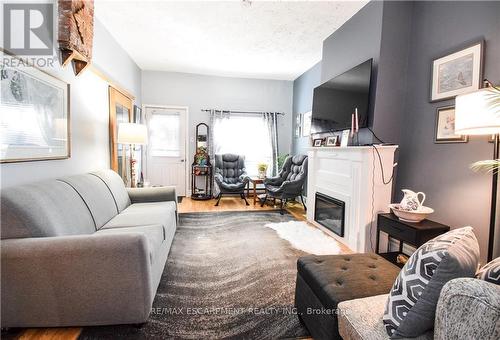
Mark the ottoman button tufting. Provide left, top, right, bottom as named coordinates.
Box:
left=369, top=275, right=376, bottom=281
left=341, top=266, right=348, bottom=271
left=343, top=257, right=351, bottom=261
left=368, top=264, right=377, bottom=269
left=336, top=279, right=343, bottom=286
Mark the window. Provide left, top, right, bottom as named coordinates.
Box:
left=213, top=114, right=272, bottom=177
left=149, top=111, right=181, bottom=157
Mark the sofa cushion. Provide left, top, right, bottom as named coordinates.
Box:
left=383, top=227, right=480, bottom=338
left=102, top=202, right=176, bottom=233
left=1, top=180, right=95, bottom=239
left=96, top=224, right=165, bottom=265
left=91, top=170, right=131, bottom=212
left=297, top=253, right=401, bottom=311
left=476, top=257, right=500, bottom=285
left=58, top=174, right=118, bottom=229
left=338, top=294, right=432, bottom=340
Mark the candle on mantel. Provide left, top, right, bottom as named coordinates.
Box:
left=351, top=113, right=355, bottom=137
left=355, top=108, right=359, bottom=133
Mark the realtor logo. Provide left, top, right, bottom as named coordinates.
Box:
left=3, top=3, right=54, bottom=55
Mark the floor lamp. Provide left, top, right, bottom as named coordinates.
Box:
left=455, top=82, right=500, bottom=261
left=117, top=123, right=148, bottom=188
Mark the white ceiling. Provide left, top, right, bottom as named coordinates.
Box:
left=95, top=1, right=368, bottom=81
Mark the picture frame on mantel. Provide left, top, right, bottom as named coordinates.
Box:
left=434, top=106, right=468, bottom=144
left=313, top=138, right=323, bottom=147
left=430, top=40, right=484, bottom=102
left=326, top=135, right=338, bottom=146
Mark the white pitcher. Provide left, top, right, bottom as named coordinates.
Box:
left=400, top=189, right=426, bottom=211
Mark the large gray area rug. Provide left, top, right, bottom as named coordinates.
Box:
left=80, top=211, right=310, bottom=339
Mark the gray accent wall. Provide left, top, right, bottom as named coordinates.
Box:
left=292, top=62, right=321, bottom=156
left=396, top=1, right=500, bottom=262
left=320, top=0, right=412, bottom=145
left=292, top=1, right=500, bottom=260
left=141, top=71, right=294, bottom=170
left=1, top=19, right=142, bottom=188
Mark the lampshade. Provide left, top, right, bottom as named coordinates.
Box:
left=455, top=87, right=500, bottom=135
left=117, top=123, right=148, bottom=145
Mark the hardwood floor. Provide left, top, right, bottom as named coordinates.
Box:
left=179, top=196, right=308, bottom=221
left=6, top=197, right=347, bottom=340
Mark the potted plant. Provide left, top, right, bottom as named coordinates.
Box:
left=257, top=163, right=268, bottom=179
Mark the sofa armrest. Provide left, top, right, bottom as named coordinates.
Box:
left=434, top=278, right=500, bottom=340
left=127, top=186, right=177, bottom=205
left=1, top=233, right=153, bottom=327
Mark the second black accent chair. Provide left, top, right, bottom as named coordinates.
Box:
left=261, top=154, right=308, bottom=214
left=214, top=154, right=250, bottom=206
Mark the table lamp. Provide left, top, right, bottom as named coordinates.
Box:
left=455, top=82, right=500, bottom=261
left=117, top=123, right=148, bottom=187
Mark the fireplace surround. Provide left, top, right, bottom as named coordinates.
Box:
left=306, top=146, right=398, bottom=252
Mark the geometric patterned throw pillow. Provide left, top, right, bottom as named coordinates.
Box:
left=476, top=257, right=500, bottom=285
left=383, top=227, right=479, bottom=338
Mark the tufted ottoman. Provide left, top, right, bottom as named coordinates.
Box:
left=294, top=253, right=401, bottom=339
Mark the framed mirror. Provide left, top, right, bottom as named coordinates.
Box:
left=109, top=86, right=133, bottom=181
left=196, top=123, right=208, bottom=149
left=194, top=123, right=209, bottom=166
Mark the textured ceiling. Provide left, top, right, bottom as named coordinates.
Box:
left=95, top=1, right=368, bottom=80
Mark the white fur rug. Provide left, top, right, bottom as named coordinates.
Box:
left=265, top=221, right=341, bottom=255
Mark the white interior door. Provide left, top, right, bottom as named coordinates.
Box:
left=145, top=105, right=188, bottom=196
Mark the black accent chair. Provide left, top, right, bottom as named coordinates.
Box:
left=214, top=154, right=250, bottom=206
left=261, top=154, right=308, bottom=214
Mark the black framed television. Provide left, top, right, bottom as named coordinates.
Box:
left=311, top=59, right=373, bottom=134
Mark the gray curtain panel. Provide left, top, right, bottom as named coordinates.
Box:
left=263, top=112, right=279, bottom=176
left=208, top=109, right=230, bottom=197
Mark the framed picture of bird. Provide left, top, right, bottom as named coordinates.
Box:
left=430, top=40, right=483, bottom=102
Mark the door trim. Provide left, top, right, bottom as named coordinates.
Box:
left=142, top=104, right=190, bottom=197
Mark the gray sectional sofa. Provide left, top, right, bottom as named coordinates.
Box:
left=1, top=170, right=177, bottom=328
left=337, top=277, right=500, bottom=340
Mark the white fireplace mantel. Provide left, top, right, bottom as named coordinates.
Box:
left=306, top=145, right=398, bottom=253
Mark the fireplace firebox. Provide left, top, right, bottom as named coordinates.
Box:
left=314, top=192, right=345, bottom=237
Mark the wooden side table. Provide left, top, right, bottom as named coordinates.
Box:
left=246, top=177, right=264, bottom=205
left=376, top=213, right=450, bottom=268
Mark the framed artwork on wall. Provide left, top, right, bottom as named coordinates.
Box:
left=0, top=51, right=70, bottom=163
left=295, top=113, right=302, bottom=137
left=133, top=105, right=142, bottom=123
left=430, top=41, right=483, bottom=102
left=302, top=111, right=312, bottom=137
left=434, top=106, right=468, bottom=143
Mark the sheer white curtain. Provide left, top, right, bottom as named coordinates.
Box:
left=212, top=114, right=273, bottom=177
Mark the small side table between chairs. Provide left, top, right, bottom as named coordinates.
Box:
left=246, top=177, right=264, bottom=205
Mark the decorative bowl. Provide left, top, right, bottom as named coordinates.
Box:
left=388, top=204, right=434, bottom=223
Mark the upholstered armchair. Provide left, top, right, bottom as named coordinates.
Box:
left=261, top=154, right=308, bottom=214
left=214, top=154, right=250, bottom=206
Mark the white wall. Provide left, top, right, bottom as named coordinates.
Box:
left=141, top=71, right=294, bottom=170
left=93, top=19, right=142, bottom=105
left=1, top=18, right=142, bottom=188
